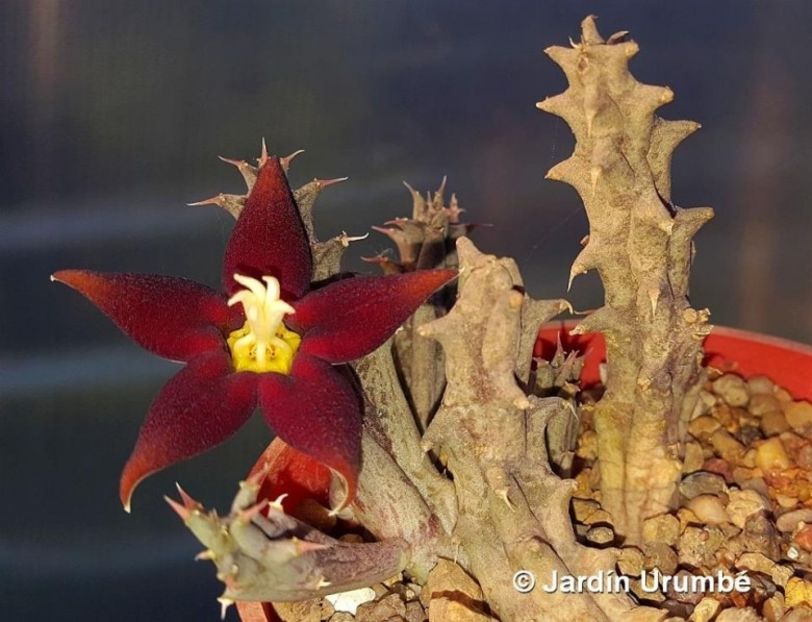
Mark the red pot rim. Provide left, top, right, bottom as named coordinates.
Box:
left=537, top=321, right=812, bottom=402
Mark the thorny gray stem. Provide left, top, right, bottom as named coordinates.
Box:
left=348, top=430, right=456, bottom=581
left=372, top=178, right=474, bottom=430
left=166, top=479, right=408, bottom=605
left=420, top=237, right=662, bottom=622
left=538, top=15, right=712, bottom=542
left=353, top=342, right=457, bottom=534
left=394, top=303, right=445, bottom=432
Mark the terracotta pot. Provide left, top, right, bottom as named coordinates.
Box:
left=536, top=322, right=812, bottom=401
left=237, top=602, right=280, bottom=622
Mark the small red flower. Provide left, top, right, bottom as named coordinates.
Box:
left=53, top=156, right=455, bottom=511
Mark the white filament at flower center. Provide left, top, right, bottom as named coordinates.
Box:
left=227, top=274, right=295, bottom=367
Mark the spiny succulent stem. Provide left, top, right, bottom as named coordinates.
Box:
left=539, top=15, right=712, bottom=542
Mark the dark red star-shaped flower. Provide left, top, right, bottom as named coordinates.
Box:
left=53, top=156, right=455, bottom=511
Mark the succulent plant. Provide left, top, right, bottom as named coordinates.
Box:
left=55, top=15, right=727, bottom=622
left=538, top=15, right=713, bottom=543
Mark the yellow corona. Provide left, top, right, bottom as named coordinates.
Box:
left=226, top=274, right=301, bottom=373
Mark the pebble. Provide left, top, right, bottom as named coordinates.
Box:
left=762, top=593, right=785, bottom=622
left=629, top=578, right=664, bottom=603
left=404, top=601, right=426, bottom=622
left=688, top=597, right=720, bottom=622
left=712, top=403, right=737, bottom=430
left=680, top=471, right=728, bottom=499
left=782, top=430, right=809, bottom=453
left=735, top=552, right=792, bottom=587
left=586, top=525, right=614, bottom=545
left=357, top=593, right=405, bottom=622
left=726, top=489, right=769, bottom=529
left=683, top=442, right=706, bottom=474
left=794, top=524, right=812, bottom=552
left=739, top=426, right=763, bottom=447
left=741, top=448, right=758, bottom=469
left=406, top=583, right=421, bottom=600
left=776, top=509, right=812, bottom=532
left=571, top=498, right=600, bottom=523
left=739, top=513, right=781, bottom=559
left=720, top=521, right=743, bottom=540
left=677, top=507, right=700, bottom=531
left=775, top=493, right=799, bottom=509
left=710, top=429, right=746, bottom=463
left=784, top=577, right=812, bottom=608
left=643, top=542, right=679, bottom=575
left=428, top=598, right=493, bottom=622
left=780, top=606, right=812, bottom=621
left=642, top=513, right=681, bottom=546
left=583, top=508, right=612, bottom=526
left=617, top=546, right=645, bottom=577
left=756, top=437, right=792, bottom=472
left=702, top=458, right=735, bottom=483
left=678, top=526, right=724, bottom=567
left=734, top=466, right=759, bottom=490
left=421, top=560, right=483, bottom=609
left=740, top=409, right=762, bottom=428
left=747, top=375, right=775, bottom=395
left=664, top=569, right=705, bottom=604
left=687, top=495, right=730, bottom=525
left=785, top=401, right=812, bottom=434
left=795, top=444, right=812, bottom=469
left=761, top=410, right=792, bottom=437
left=274, top=600, right=331, bottom=622
left=739, top=476, right=770, bottom=499
left=688, top=415, right=721, bottom=440
left=749, top=393, right=782, bottom=416
left=712, top=373, right=750, bottom=407
left=716, top=606, right=760, bottom=621
left=339, top=533, right=366, bottom=544
left=786, top=543, right=803, bottom=561
left=327, top=588, right=377, bottom=615
left=750, top=572, right=779, bottom=599
left=776, top=387, right=793, bottom=402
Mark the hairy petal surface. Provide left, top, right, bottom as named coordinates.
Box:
left=222, top=157, right=312, bottom=299
left=258, top=354, right=361, bottom=509
left=120, top=350, right=258, bottom=510
left=53, top=270, right=235, bottom=362
left=290, top=269, right=457, bottom=363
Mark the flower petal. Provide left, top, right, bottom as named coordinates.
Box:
left=52, top=270, right=236, bottom=362
left=222, top=157, right=312, bottom=299
left=250, top=438, right=333, bottom=515
left=290, top=269, right=457, bottom=363
left=120, top=350, right=258, bottom=510
left=258, top=354, right=361, bottom=509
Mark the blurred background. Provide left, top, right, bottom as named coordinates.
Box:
left=1, top=1, right=811, bottom=620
